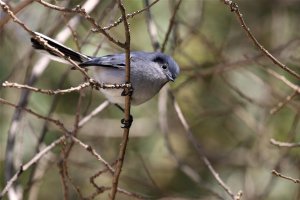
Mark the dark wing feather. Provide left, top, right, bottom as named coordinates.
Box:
left=79, top=54, right=126, bottom=68
left=31, top=32, right=90, bottom=63
left=79, top=52, right=153, bottom=69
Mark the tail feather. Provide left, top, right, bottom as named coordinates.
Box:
left=31, top=32, right=90, bottom=63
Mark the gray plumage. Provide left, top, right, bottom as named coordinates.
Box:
left=31, top=32, right=180, bottom=105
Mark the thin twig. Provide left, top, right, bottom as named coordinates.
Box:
left=0, top=0, right=93, bottom=80
left=0, top=97, right=115, bottom=198
left=2, top=81, right=90, bottom=95
left=158, top=86, right=202, bottom=184
left=58, top=145, right=69, bottom=200
left=221, top=74, right=269, bottom=108
left=35, top=0, right=125, bottom=48
left=0, top=98, right=69, bottom=133
left=269, top=91, right=298, bottom=115
left=144, top=0, right=161, bottom=51
left=161, top=0, right=182, bottom=52
left=110, top=0, right=132, bottom=199
left=170, top=93, right=242, bottom=200
left=270, top=138, right=300, bottom=148
left=272, top=170, right=300, bottom=184
left=71, top=136, right=115, bottom=173
left=25, top=68, right=71, bottom=199
left=0, top=0, right=34, bottom=28
left=0, top=1, right=100, bottom=198
left=0, top=136, right=66, bottom=198
left=263, top=68, right=300, bottom=114
left=221, top=0, right=300, bottom=80
left=2, top=81, right=132, bottom=94
left=256, top=113, right=300, bottom=199
left=103, top=0, right=160, bottom=31
left=78, top=101, right=110, bottom=128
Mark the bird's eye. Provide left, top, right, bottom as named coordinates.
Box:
left=161, top=64, right=168, bottom=70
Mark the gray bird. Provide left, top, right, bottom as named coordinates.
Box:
left=31, top=32, right=180, bottom=106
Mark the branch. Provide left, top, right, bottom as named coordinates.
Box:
left=0, top=0, right=33, bottom=28
left=272, top=170, right=300, bottom=184
left=0, top=0, right=101, bottom=198
left=221, top=0, right=300, bottom=80
left=103, top=0, right=160, bottom=31
left=0, top=98, right=69, bottom=133
left=144, top=0, right=161, bottom=51
left=110, top=0, right=132, bottom=199
left=170, top=93, right=242, bottom=200
left=270, top=138, right=300, bottom=148
left=0, top=136, right=66, bottom=198
left=161, top=0, right=182, bottom=52
left=2, top=81, right=90, bottom=95
left=78, top=101, right=110, bottom=128
left=0, top=97, right=115, bottom=198
left=2, top=81, right=132, bottom=94
left=35, top=0, right=125, bottom=48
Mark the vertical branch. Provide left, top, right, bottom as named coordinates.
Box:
left=110, top=0, right=131, bottom=199
left=144, top=0, right=161, bottom=51
left=161, top=0, right=182, bottom=52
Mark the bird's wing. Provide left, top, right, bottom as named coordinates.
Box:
left=31, top=32, right=90, bottom=63
left=79, top=53, right=148, bottom=69
left=79, top=54, right=126, bottom=68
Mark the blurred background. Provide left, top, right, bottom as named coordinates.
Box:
left=1, top=0, right=300, bottom=199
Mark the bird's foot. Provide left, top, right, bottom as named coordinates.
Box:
left=121, top=86, right=133, bottom=97
left=121, top=115, right=133, bottom=128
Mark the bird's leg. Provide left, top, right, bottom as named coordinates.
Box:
left=121, top=117, right=133, bottom=129
left=118, top=84, right=133, bottom=128
left=115, top=103, right=125, bottom=112
left=121, top=86, right=134, bottom=97
left=115, top=104, right=133, bottom=129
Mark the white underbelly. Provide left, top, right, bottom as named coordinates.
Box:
left=100, top=88, right=125, bottom=104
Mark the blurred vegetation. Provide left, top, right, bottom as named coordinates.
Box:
left=1, top=0, right=300, bottom=199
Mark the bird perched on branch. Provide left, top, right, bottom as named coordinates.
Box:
left=31, top=32, right=180, bottom=107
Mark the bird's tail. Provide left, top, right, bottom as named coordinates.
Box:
left=31, top=32, right=90, bottom=64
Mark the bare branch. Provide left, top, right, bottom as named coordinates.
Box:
left=144, top=0, right=161, bottom=51
left=270, top=138, right=300, bottom=148
left=0, top=136, right=66, bottom=198
left=170, top=93, right=242, bottom=200
left=2, top=81, right=90, bottom=95
left=0, top=0, right=34, bottom=28
left=35, top=0, right=125, bottom=48
left=221, top=0, right=300, bottom=80
left=103, top=0, right=160, bottom=31
left=78, top=101, right=110, bottom=128
left=2, top=81, right=132, bottom=94
left=161, top=0, right=182, bottom=52
left=272, top=170, right=300, bottom=184
left=110, top=0, right=132, bottom=199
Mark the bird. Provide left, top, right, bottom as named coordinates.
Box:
left=30, top=32, right=180, bottom=106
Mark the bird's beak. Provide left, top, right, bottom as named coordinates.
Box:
left=166, top=73, right=175, bottom=82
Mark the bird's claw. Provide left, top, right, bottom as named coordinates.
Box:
left=121, top=87, right=133, bottom=97
left=121, top=115, right=133, bottom=128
